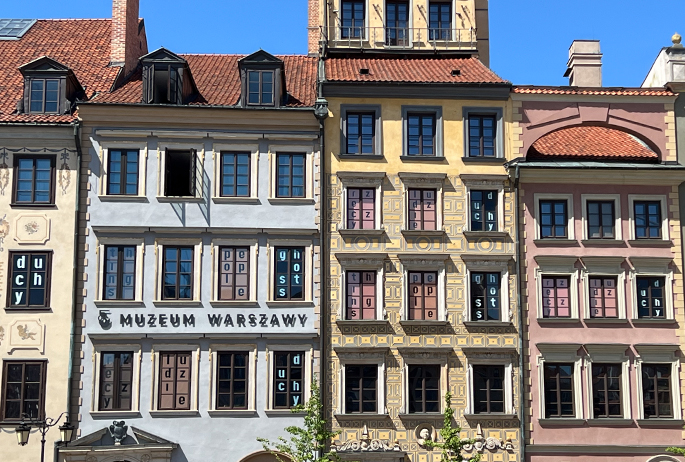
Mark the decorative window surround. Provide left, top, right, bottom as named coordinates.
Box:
left=397, top=347, right=451, bottom=415
left=534, top=193, right=575, bottom=241
left=398, top=172, right=446, bottom=233
left=339, top=104, right=383, bottom=156
left=634, top=344, right=682, bottom=421
left=536, top=344, right=584, bottom=421
left=398, top=254, right=448, bottom=323
left=268, top=146, right=315, bottom=203
left=580, top=194, right=622, bottom=241
left=336, top=171, right=386, bottom=232
left=333, top=346, right=388, bottom=416
left=149, top=345, right=201, bottom=415
left=335, top=253, right=387, bottom=321
left=99, top=143, right=148, bottom=199
left=627, top=195, right=669, bottom=241
left=460, top=174, right=508, bottom=234
left=461, top=254, right=512, bottom=323
left=463, top=348, right=516, bottom=417
left=401, top=105, right=444, bottom=158
left=207, top=344, right=258, bottom=415
left=95, top=237, right=145, bottom=304
left=534, top=256, right=580, bottom=320
left=583, top=344, right=630, bottom=420
left=579, top=257, right=627, bottom=320
left=153, top=239, right=203, bottom=305
left=266, top=240, right=314, bottom=305
left=463, top=107, right=505, bottom=159
left=156, top=143, right=205, bottom=200
left=210, top=239, right=259, bottom=306
left=212, top=144, right=260, bottom=201
left=90, top=344, right=142, bottom=417
left=629, top=257, right=674, bottom=321
left=265, top=344, right=313, bottom=413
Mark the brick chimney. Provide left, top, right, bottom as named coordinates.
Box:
left=307, top=0, right=320, bottom=56
left=474, top=0, right=490, bottom=68
left=564, top=40, right=603, bottom=87
left=111, top=0, right=147, bottom=75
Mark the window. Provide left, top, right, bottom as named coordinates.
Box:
left=162, top=246, right=193, bottom=300
left=346, top=271, right=377, bottom=320
left=220, top=153, right=250, bottom=197
left=591, top=363, right=622, bottom=418
left=470, top=190, right=498, bottom=231
left=634, top=201, right=662, bottom=239
left=103, top=246, right=136, bottom=301
left=470, top=272, right=500, bottom=321
left=428, top=1, right=451, bottom=40
left=158, top=352, right=192, bottom=410
left=642, top=364, right=672, bottom=418
left=468, top=115, right=496, bottom=157
left=164, top=150, right=196, bottom=197
left=406, top=113, right=436, bottom=156
left=99, top=352, right=133, bottom=411
left=408, top=272, right=438, bottom=321
left=637, top=276, right=666, bottom=319
left=274, top=247, right=305, bottom=300
left=13, top=155, right=54, bottom=204
left=347, top=188, right=375, bottom=229
left=107, top=150, right=139, bottom=196
left=541, top=276, right=571, bottom=318
left=276, top=153, right=305, bottom=198
left=544, top=363, right=575, bottom=418
left=346, top=113, right=375, bottom=155
left=8, top=252, right=51, bottom=308
left=587, top=201, right=615, bottom=239
left=341, top=0, right=365, bottom=39
left=1, top=361, right=45, bottom=421
left=588, top=277, right=618, bottom=318
left=247, top=71, right=274, bottom=106
left=218, top=247, right=250, bottom=301
left=408, top=365, right=440, bottom=413
left=345, top=365, right=378, bottom=413
left=216, top=353, right=248, bottom=410
left=29, top=79, right=59, bottom=113
left=386, top=0, right=409, bottom=46
left=273, top=352, right=305, bottom=408
left=473, top=365, right=504, bottom=414
left=540, top=200, right=568, bottom=238
left=407, top=189, right=437, bottom=231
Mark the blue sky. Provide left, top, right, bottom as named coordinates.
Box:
left=3, top=0, right=685, bottom=87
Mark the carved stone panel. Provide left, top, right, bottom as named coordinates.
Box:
left=7, top=319, right=44, bottom=353
left=14, top=214, right=51, bottom=245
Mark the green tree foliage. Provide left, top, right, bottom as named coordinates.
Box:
left=423, top=391, right=480, bottom=462
left=258, top=378, right=340, bottom=462
left=667, top=446, right=685, bottom=456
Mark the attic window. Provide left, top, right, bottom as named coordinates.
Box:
left=140, top=49, right=196, bottom=106
left=247, top=70, right=274, bottom=105
left=451, top=69, right=461, bottom=77
left=30, top=79, right=60, bottom=113
left=359, top=68, right=370, bottom=75
left=19, top=56, right=82, bottom=115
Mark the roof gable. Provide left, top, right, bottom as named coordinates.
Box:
left=239, top=49, right=283, bottom=66
left=19, top=56, right=70, bottom=73
left=140, top=47, right=186, bottom=64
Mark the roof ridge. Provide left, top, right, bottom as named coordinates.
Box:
left=37, top=18, right=111, bottom=21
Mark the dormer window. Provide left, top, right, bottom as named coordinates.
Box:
left=19, top=56, right=83, bottom=115
left=140, top=48, right=197, bottom=106
left=239, top=50, right=286, bottom=108
left=30, top=79, right=60, bottom=113
left=248, top=70, right=274, bottom=105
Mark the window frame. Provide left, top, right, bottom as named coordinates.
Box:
left=7, top=251, right=52, bottom=310
left=461, top=175, right=507, bottom=233
left=536, top=344, right=584, bottom=421
left=12, top=154, right=56, bottom=206
left=463, top=107, right=504, bottom=159
left=407, top=188, right=439, bottom=231
left=462, top=256, right=512, bottom=323
left=98, top=351, right=135, bottom=412
left=219, top=151, right=251, bottom=198
left=464, top=351, right=516, bottom=417
left=335, top=348, right=387, bottom=415
left=472, top=365, right=506, bottom=414
left=343, top=364, right=380, bottom=414
left=336, top=253, right=386, bottom=321
left=28, top=78, right=61, bottom=114
left=215, top=352, right=250, bottom=411
left=90, top=344, right=142, bottom=416
left=0, top=360, right=47, bottom=422
left=534, top=194, right=575, bottom=240
left=266, top=345, right=312, bottom=411
left=584, top=344, right=630, bottom=420
left=212, top=145, right=259, bottom=200
left=427, top=0, right=453, bottom=41
left=385, top=0, right=411, bottom=47
left=268, top=240, right=313, bottom=304
left=102, top=245, right=138, bottom=301
left=634, top=345, right=682, bottom=421
left=534, top=256, right=579, bottom=320
left=150, top=345, right=200, bottom=414
left=154, top=239, right=202, bottom=303
left=345, top=111, right=376, bottom=156
left=399, top=254, right=447, bottom=322
left=407, top=364, right=442, bottom=414
left=157, top=144, right=204, bottom=200
left=401, top=106, right=443, bottom=158
left=246, top=70, right=275, bottom=106
left=580, top=257, right=627, bottom=320
left=208, top=344, right=257, bottom=414
left=211, top=240, right=258, bottom=305
left=161, top=245, right=195, bottom=301
left=628, top=195, right=669, bottom=241
left=95, top=238, right=144, bottom=303
left=630, top=257, right=674, bottom=321
left=340, top=105, right=383, bottom=157
left=100, top=144, right=147, bottom=199
left=339, top=0, right=367, bottom=39
left=273, top=152, right=307, bottom=199
left=337, top=172, right=385, bottom=232
left=106, top=149, right=141, bottom=196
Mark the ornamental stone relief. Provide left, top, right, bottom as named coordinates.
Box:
left=14, top=214, right=50, bottom=245
left=7, top=319, right=44, bottom=353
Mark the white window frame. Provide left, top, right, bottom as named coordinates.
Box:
left=335, top=253, right=386, bottom=321
left=94, top=237, right=145, bottom=303
left=335, top=347, right=387, bottom=415
left=580, top=257, right=627, bottom=320
left=399, top=172, right=446, bottom=232
left=208, top=344, right=258, bottom=415
left=398, top=254, right=447, bottom=322
left=336, top=172, right=385, bottom=231
left=580, top=194, right=622, bottom=241
left=154, top=239, right=203, bottom=304
left=157, top=142, right=205, bottom=199
left=634, top=344, right=682, bottom=421
left=627, top=195, right=669, bottom=241
left=462, top=255, right=512, bottom=323
left=400, top=349, right=450, bottom=415
left=461, top=175, right=507, bottom=233
left=534, top=193, right=575, bottom=240
left=267, top=239, right=314, bottom=305
left=534, top=256, right=580, bottom=320
left=268, top=146, right=315, bottom=201
left=630, top=257, right=675, bottom=320
left=211, top=239, right=259, bottom=305
left=99, top=142, right=148, bottom=198
left=212, top=144, right=260, bottom=201
left=265, top=344, right=313, bottom=412
left=149, top=344, right=201, bottom=415
left=537, top=344, right=584, bottom=420
left=464, top=352, right=515, bottom=416
left=90, top=344, right=142, bottom=417
left=584, top=344, right=631, bottom=420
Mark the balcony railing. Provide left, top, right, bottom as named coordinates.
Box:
left=321, top=26, right=477, bottom=51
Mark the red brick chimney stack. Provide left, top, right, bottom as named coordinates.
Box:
left=307, top=0, right=320, bottom=56
left=111, top=0, right=145, bottom=75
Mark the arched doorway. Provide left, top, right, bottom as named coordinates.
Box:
left=240, top=451, right=293, bottom=462
left=646, top=456, right=681, bottom=462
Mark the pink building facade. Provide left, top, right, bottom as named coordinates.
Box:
left=510, top=88, right=685, bottom=461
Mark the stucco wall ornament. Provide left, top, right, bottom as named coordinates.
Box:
left=415, top=424, right=437, bottom=449
left=0, top=149, right=8, bottom=196
left=0, top=326, right=4, bottom=346
left=58, top=150, right=71, bottom=195
left=462, top=424, right=514, bottom=454
left=8, top=319, right=44, bottom=353
left=14, top=214, right=50, bottom=244
left=332, top=424, right=401, bottom=453
left=17, top=324, right=36, bottom=340
left=0, top=214, right=9, bottom=251
left=109, top=421, right=129, bottom=445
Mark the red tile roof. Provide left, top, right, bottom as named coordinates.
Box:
left=0, top=19, right=120, bottom=124
left=325, top=57, right=507, bottom=84
left=528, top=126, right=659, bottom=161
left=514, top=86, right=675, bottom=97
left=94, top=55, right=318, bottom=107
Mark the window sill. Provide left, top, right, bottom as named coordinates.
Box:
left=399, top=320, right=450, bottom=327
left=9, top=203, right=56, bottom=208
left=264, top=410, right=306, bottom=417
left=581, top=239, right=625, bottom=246
left=462, top=157, right=505, bottom=163
left=212, top=197, right=261, bottom=205
left=267, top=198, right=315, bottom=205
left=537, top=318, right=581, bottom=324
left=400, top=155, right=446, bottom=162
left=464, top=413, right=518, bottom=420
left=157, top=196, right=204, bottom=203
left=586, top=418, right=633, bottom=427
left=266, top=300, right=315, bottom=308
left=334, top=413, right=390, bottom=420
left=338, top=229, right=386, bottom=236
left=628, top=239, right=673, bottom=247
left=208, top=410, right=258, bottom=417
left=90, top=411, right=142, bottom=419
left=94, top=300, right=146, bottom=308
left=631, top=318, right=677, bottom=325
left=4, top=306, right=52, bottom=312
left=152, top=300, right=203, bottom=308
left=538, top=418, right=585, bottom=427
left=336, top=319, right=390, bottom=326
left=463, top=321, right=513, bottom=328
left=637, top=419, right=684, bottom=427
left=401, top=230, right=446, bottom=238
left=533, top=239, right=579, bottom=246
left=398, top=413, right=444, bottom=420
left=337, top=154, right=385, bottom=160
left=463, top=231, right=509, bottom=239
left=209, top=300, right=261, bottom=308
left=149, top=410, right=200, bottom=417
left=584, top=318, right=629, bottom=324
left=98, top=195, right=149, bottom=203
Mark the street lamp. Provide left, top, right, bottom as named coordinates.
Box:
left=15, top=421, right=31, bottom=446
left=14, top=412, right=75, bottom=462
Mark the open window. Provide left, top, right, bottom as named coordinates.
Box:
left=141, top=48, right=198, bottom=105
left=164, top=150, right=198, bottom=197
left=19, top=56, right=84, bottom=114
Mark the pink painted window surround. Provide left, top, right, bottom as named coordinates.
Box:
left=408, top=271, right=438, bottom=320
left=347, top=188, right=375, bottom=229
left=408, top=189, right=437, bottom=231
left=346, top=271, right=377, bottom=320
left=541, top=277, right=570, bottom=318
left=589, top=277, right=618, bottom=318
